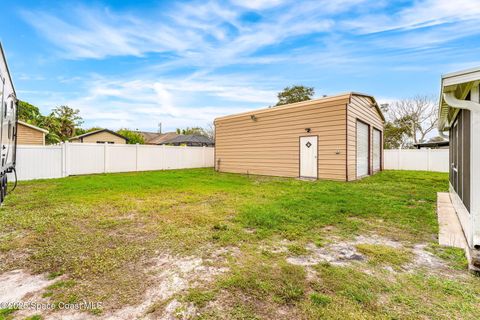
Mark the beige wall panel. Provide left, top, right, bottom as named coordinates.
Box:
left=216, top=94, right=382, bottom=181
left=17, top=123, right=44, bottom=145
left=74, top=132, right=127, bottom=144
left=216, top=97, right=348, bottom=180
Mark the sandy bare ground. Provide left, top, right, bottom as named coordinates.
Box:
left=4, top=247, right=238, bottom=320
left=0, top=269, right=56, bottom=303
left=0, top=235, right=462, bottom=319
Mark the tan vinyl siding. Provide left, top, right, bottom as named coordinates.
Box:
left=17, top=123, right=45, bottom=145
left=71, top=131, right=127, bottom=144
left=215, top=96, right=349, bottom=181
left=347, top=95, right=384, bottom=180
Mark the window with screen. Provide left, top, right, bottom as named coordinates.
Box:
left=450, top=109, right=471, bottom=211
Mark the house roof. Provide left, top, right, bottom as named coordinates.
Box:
left=69, top=129, right=129, bottom=141
left=413, top=141, right=449, bottom=149
left=161, top=134, right=214, bottom=145
left=438, top=66, right=480, bottom=131
left=137, top=131, right=179, bottom=144
left=17, top=120, right=49, bottom=133
left=214, top=92, right=384, bottom=123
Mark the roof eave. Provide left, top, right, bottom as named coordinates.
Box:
left=69, top=129, right=129, bottom=141
left=214, top=92, right=374, bottom=123
left=438, top=68, right=480, bottom=131
left=17, top=120, right=49, bottom=133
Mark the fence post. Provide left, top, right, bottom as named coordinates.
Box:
left=397, top=149, right=401, bottom=170
left=63, top=142, right=69, bottom=177
left=162, top=144, right=166, bottom=170
left=135, top=143, right=139, bottom=171
left=104, top=143, right=108, bottom=173
left=61, top=143, right=65, bottom=177
left=427, top=148, right=431, bottom=171
left=202, top=146, right=206, bottom=167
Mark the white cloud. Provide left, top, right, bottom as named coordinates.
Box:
left=48, top=74, right=277, bottom=131
left=343, top=0, right=480, bottom=34
left=17, top=0, right=480, bottom=131
left=231, top=0, right=285, bottom=10
left=20, top=1, right=360, bottom=63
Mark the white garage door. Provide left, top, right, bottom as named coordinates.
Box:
left=373, top=129, right=381, bottom=172
left=356, top=121, right=369, bottom=178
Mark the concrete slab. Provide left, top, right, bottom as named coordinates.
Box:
left=437, top=192, right=467, bottom=249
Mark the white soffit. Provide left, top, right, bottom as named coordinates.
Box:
left=439, top=67, right=480, bottom=131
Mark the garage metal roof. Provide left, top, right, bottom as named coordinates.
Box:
left=215, top=92, right=384, bottom=123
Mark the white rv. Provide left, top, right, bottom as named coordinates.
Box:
left=0, top=43, right=18, bottom=203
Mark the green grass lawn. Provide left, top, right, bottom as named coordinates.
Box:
left=1, top=169, right=479, bottom=319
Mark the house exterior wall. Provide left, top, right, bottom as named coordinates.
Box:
left=449, top=83, right=480, bottom=250
left=17, top=123, right=45, bottom=145
left=449, top=109, right=471, bottom=212
left=347, top=95, right=384, bottom=180
left=215, top=93, right=384, bottom=181
left=72, top=132, right=127, bottom=144
left=470, top=84, right=480, bottom=249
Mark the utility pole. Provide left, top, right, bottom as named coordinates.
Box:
left=158, top=122, right=162, bottom=134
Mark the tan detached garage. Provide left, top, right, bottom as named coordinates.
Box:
left=17, top=120, right=48, bottom=145
left=214, top=92, right=384, bottom=181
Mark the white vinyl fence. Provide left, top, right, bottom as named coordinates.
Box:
left=384, top=149, right=449, bottom=172
left=10, top=143, right=214, bottom=181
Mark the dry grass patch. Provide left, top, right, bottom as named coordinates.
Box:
left=356, top=244, right=413, bottom=270
left=2, top=169, right=478, bottom=319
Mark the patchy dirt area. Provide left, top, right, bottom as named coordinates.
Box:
left=0, top=269, right=56, bottom=303
left=0, top=235, right=475, bottom=320
left=2, top=170, right=478, bottom=319
left=2, top=247, right=239, bottom=320
left=281, top=234, right=457, bottom=275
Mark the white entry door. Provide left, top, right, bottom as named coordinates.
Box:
left=300, top=136, right=318, bottom=178
left=356, top=121, right=369, bottom=178
left=372, top=129, right=381, bottom=172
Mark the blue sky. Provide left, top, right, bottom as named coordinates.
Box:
left=2, top=0, right=480, bottom=132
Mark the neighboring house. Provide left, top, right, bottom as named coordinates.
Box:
left=438, top=66, right=480, bottom=270
left=69, top=129, right=128, bottom=144
left=17, top=120, right=48, bottom=145
left=160, top=134, right=214, bottom=147
left=214, top=92, right=384, bottom=181
left=413, top=141, right=449, bottom=149
left=137, top=131, right=179, bottom=145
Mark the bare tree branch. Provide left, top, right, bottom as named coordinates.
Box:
left=387, top=95, right=438, bottom=147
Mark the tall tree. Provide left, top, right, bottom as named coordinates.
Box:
left=388, top=95, right=438, bottom=144
left=17, top=100, right=42, bottom=124
left=37, top=115, right=62, bottom=145
left=176, top=127, right=207, bottom=136
left=75, top=127, right=103, bottom=136
left=117, top=129, right=145, bottom=144
left=50, top=106, right=83, bottom=141
left=383, top=116, right=414, bottom=149
left=15, top=101, right=84, bottom=144
left=428, top=136, right=446, bottom=143
left=382, top=95, right=438, bottom=148
left=203, top=123, right=215, bottom=140
left=275, top=85, right=315, bottom=106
